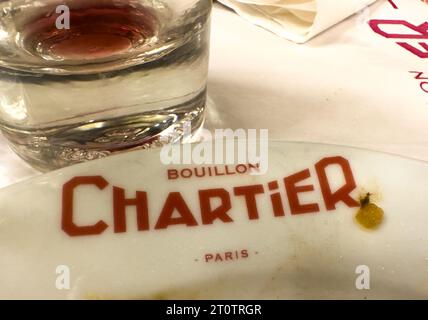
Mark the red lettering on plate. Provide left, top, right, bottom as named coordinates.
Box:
left=60, top=156, right=361, bottom=237
left=284, top=169, right=320, bottom=215
left=199, top=188, right=233, bottom=225
left=316, top=157, right=360, bottom=210
left=234, top=185, right=265, bottom=220
left=113, top=187, right=149, bottom=233
left=155, top=192, right=198, bottom=230
left=167, top=169, right=179, bottom=180
left=204, top=250, right=250, bottom=263
left=62, top=176, right=109, bottom=237
left=268, top=181, right=286, bottom=217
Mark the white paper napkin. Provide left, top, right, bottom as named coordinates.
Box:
left=217, top=0, right=378, bottom=43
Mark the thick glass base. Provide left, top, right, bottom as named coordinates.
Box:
left=1, top=90, right=206, bottom=171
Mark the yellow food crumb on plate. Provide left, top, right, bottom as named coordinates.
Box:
left=356, top=194, right=384, bottom=230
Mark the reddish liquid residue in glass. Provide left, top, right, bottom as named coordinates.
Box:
left=23, top=1, right=158, bottom=60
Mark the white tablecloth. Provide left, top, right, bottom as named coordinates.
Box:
left=1, top=0, right=427, bottom=188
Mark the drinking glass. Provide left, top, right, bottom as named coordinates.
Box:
left=0, top=0, right=211, bottom=170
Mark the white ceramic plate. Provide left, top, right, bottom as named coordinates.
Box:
left=1, top=141, right=427, bottom=299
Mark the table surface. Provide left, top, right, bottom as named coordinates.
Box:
left=1, top=1, right=427, bottom=189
